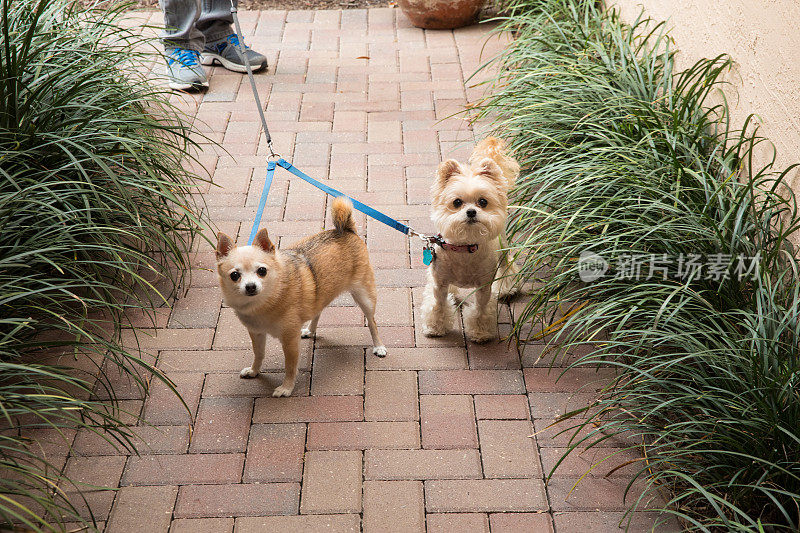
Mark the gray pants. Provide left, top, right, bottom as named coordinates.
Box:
left=159, top=0, right=238, bottom=52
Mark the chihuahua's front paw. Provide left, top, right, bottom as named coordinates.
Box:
left=239, top=367, right=259, bottom=378
left=372, top=345, right=387, bottom=357
left=300, top=328, right=314, bottom=339
left=272, top=384, right=294, bottom=397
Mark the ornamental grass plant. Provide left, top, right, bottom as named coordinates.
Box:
left=476, top=0, right=800, bottom=530
left=0, top=0, right=206, bottom=530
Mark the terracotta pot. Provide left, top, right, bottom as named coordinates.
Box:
left=398, top=0, right=487, bottom=30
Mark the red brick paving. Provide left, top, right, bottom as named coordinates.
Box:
left=473, top=394, right=531, bottom=420
left=362, top=480, right=425, bottom=532
left=420, top=395, right=478, bottom=449
left=235, top=514, right=360, bottom=533
left=301, top=450, right=362, bottom=514
left=170, top=518, right=234, bottom=533
left=72, top=425, right=189, bottom=456
left=189, top=397, right=253, bottom=453
left=306, top=421, right=420, bottom=450
left=243, top=423, right=306, bottom=482
left=553, top=511, right=682, bottom=532
left=63, top=456, right=127, bottom=520
left=364, top=448, right=482, bottom=480
left=491, top=512, right=554, bottom=532
left=105, top=486, right=177, bottom=532
left=426, top=513, right=490, bottom=533
left=173, top=482, right=300, bottom=518
left=121, top=453, right=244, bottom=486
left=477, top=419, right=542, bottom=478
left=364, top=370, right=419, bottom=421
left=52, top=7, right=671, bottom=532
left=418, top=369, right=525, bottom=394
left=424, top=479, right=547, bottom=513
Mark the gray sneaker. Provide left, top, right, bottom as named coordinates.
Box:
left=165, top=48, right=208, bottom=91
left=201, top=34, right=267, bottom=73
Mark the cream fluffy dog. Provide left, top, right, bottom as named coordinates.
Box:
left=420, top=137, right=520, bottom=343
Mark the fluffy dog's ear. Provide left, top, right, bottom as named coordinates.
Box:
left=216, top=232, right=233, bottom=260
left=253, top=228, right=275, bottom=253
left=434, top=160, right=463, bottom=193
left=472, top=157, right=505, bottom=188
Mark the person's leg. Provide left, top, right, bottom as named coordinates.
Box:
left=159, top=0, right=204, bottom=51
left=196, top=0, right=235, bottom=44
left=159, top=0, right=208, bottom=90
left=199, top=0, right=268, bottom=73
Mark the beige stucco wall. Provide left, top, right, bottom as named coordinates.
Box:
left=611, top=0, right=800, bottom=191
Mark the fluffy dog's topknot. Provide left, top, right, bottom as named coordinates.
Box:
left=331, top=196, right=356, bottom=234
left=469, top=137, right=520, bottom=189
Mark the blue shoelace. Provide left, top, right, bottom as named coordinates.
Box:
left=168, top=48, right=200, bottom=67
left=225, top=34, right=250, bottom=50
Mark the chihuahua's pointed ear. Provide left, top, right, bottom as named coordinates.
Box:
left=253, top=228, right=275, bottom=253
left=473, top=157, right=505, bottom=188
left=433, top=159, right=463, bottom=193
left=216, top=232, right=233, bottom=260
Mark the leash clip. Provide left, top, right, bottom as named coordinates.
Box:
left=420, top=233, right=443, bottom=265
left=425, top=234, right=447, bottom=247
left=266, top=139, right=278, bottom=159
left=422, top=240, right=436, bottom=265
left=412, top=231, right=440, bottom=246
left=408, top=229, right=438, bottom=265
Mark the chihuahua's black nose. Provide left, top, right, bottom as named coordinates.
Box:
left=245, top=283, right=257, bottom=296
left=466, top=209, right=477, bottom=218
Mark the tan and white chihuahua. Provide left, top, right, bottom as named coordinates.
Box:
left=421, top=137, right=520, bottom=343
left=216, top=197, right=386, bottom=397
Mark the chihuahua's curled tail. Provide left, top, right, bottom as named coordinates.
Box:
left=331, top=196, right=356, bottom=234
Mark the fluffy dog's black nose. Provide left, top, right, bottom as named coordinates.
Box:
left=466, top=209, right=477, bottom=218
left=245, top=283, right=257, bottom=295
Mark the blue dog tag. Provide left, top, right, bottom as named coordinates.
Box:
left=423, top=248, right=433, bottom=265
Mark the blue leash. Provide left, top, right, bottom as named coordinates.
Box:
left=248, top=158, right=415, bottom=245
left=247, top=160, right=276, bottom=245
left=229, top=3, right=430, bottom=249
left=278, top=160, right=412, bottom=235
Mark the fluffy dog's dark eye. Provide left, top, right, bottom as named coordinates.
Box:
left=453, top=199, right=463, bottom=208
left=256, top=267, right=267, bottom=277
left=478, top=198, right=488, bottom=208
left=229, top=271, right=240, bottom=282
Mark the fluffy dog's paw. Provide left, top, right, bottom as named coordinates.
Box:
left=239, top=367, right=259, bottom=378
left=466, top=329, right=495, bottom=344
left=300, top=328, right=314, bottom=339
left=447, top=292, right=461, bottom=306
left=494, top=280, right=520, bottom=300
left=495, top=260, right=521, bottom=300
left=372, top=345, right=387, bottom=357
left=272, top=385, right=293, bottom=397
left=421, top=323, right=446, bottom=337
left=465, top=308, right=497, bottom=344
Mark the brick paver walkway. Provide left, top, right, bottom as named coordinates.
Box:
left=60, top=7, right=674, bottom=532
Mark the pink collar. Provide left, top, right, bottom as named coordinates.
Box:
left=434, top=234, right=478, bottom=253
